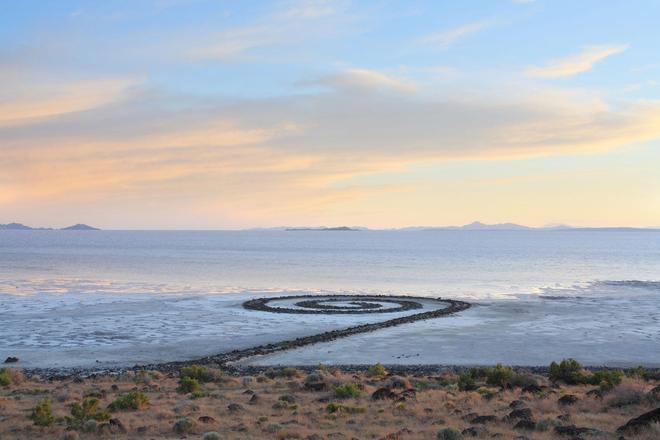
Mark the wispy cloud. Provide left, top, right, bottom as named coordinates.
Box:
left=0, top=75, right=136, bottom=126
left=306, top=68, right=416, bottom=92
left=526, top=44, right=629, bottom=78
left=278, top=0, right=344, bottom=19
left=418, top=20, right=491, bottom=50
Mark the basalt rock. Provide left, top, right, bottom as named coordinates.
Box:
left=372, top=388, right=397, bottom=400
left=555, top=425, right=605, bottom=437
left=558, top=394, right=579, bottom=406
left=616, top=407, right=660, bottom=434
left=506, top=408, right=533, bottom=422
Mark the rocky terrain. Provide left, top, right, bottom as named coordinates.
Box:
left=1, top=361, right=659, bottom=439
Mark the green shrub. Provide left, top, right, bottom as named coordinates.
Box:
left=326, top=402, right=366, bottom=414
left=67, top=397, right=110, bottom=428
left=30, top=398, right=55, bottom=426
left=173, top=417, right=193, bottom=434
left=457, top=371, right=477, bottom=391
left=191, top=390, right=210, bottom=399
left=437, top=427, right=463, bottom=440
left=590, top=369, right=623, bottom=391
left=180, top=365, right=219, bottom=383
left=536, top=417, right=562, bottom=431
left=275, top=367, right=302, bottom=378
left=108, top=391, right=149, bottom=411
left=549, top=359, right=587, bottom=384
left=367, top=363, right=387, bottom=378
left=486, top=364, right=515, bottom=387
left=333, top=383, right=361, bottom=398
left=178, top=376, right=201, bottom=394
left=0, top=369, right=10, bottom=387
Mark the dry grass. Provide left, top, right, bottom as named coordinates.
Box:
left=0, top=367, right=658, bottom=439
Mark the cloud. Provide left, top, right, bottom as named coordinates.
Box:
left=304, top=69, right=417, bottom=92
left=279, top=0, right=344, bottom=19
left=418, top=21, right=491, bottom=50
left=0, top=75, right=136, bottom=126
left=186, top=0, right=352, bottom=61
left=526, top=44, right=629, bottom=78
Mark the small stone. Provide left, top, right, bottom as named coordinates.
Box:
left=227, top=403, right=244, bottom=412
left=279, top=394, right=296, bottom=403
left=109, top=418, right=127, bottom=434
left=471, top=415, right=497, bottom=424
left=372, top=388, right=397, bottom=400
left=509, top=400, right=525, bottom=409
left=3, top=357, right=18, bottom=364
left=558, top=394, right=578, bottom=406
left=507, top=408, right=533, bottom=421
left=198, top=415, right=216, bottom=423
left=462, top=426, right=488, bottom=437
left=249, top=394, right=259, bottom=404
left=513, top=420, right=536, bottom=431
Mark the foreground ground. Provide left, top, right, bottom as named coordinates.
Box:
left=0, top=362, right=659, bottom=439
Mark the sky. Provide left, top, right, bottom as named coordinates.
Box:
left=1, top=0, right=660, bottom=229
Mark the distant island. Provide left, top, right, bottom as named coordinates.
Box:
left=286, top=226, right=357, bottom=231
left=0, top=223, right=99, bottom=231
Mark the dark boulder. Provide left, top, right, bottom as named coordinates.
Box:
left=506, top=408, right=533, bottom=421
left=372, top=388, right=397, bottom=400
left=513, top=420, right=536, bottom=431
left=227, top=403, right=244, bottom=412
left=3, top=357, right=18, bottom=364
left=462, top=426, right=488, bottom=437
left=554, top=425, right=604, bottom=437
left=558, top=394, right=579, bottom=406
left=305, top=381, right=328, bottom=392
left=471, top=415, right=497, bottom=424
left=616, top=407, right=660, bottom=434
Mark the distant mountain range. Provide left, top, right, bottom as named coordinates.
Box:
left=1, top=221, right=657, bottom=231
left=0, top=223, right=99, bottom=231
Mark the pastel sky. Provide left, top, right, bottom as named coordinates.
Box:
left=2, top=0, right=660, bottom=229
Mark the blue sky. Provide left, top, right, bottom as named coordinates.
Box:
left=1, top=0, right=659, bottom=228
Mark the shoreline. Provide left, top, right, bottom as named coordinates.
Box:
left=20, top=296, right=471, bottom=379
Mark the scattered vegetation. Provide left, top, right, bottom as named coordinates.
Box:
left=0, top=369, right=10, bottom=387
left=549, top=359, right=623, bottom=390
left=326, top=402, right=366, bottom=414
left=333, top=382, right=361, bottom=398
left=67, top=398, right=110, bottom=429
left=268, top=367, right=303, bottom=379
left=108, top=391, right=149, bottom=411
left=180, top=365, right=220, bottom=383
left=437, top=427, right=463, bottom=440
left=367, top=363, right=387, bottom=378
left=0, top=368, right=22, bottom=387
left=177, top=376, right=201, bottom=394
left=173, top=417, right=194, bottom=434
left=29, top=398, right=56, bottom=426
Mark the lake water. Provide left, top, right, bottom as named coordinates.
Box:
left=1, top=230, right=659, bottom=368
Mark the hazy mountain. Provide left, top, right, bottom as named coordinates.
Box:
left=458, top=221, right=531, bottom=230
left=0, top=223, right=52, bottom=230
left=0, top=223, right=99, bottom=230
left=61, top=224, right=100, bottom=230
left=286, top=226, right=358, bottom=231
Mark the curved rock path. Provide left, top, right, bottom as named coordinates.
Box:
left=26, top=295, right=471, bottom=378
